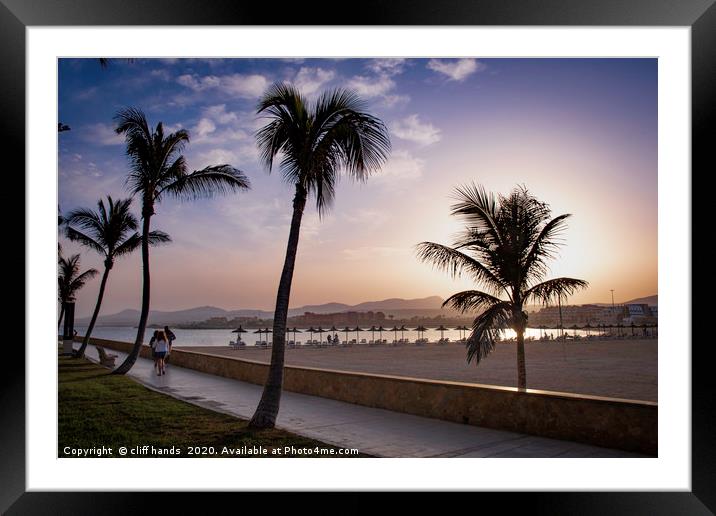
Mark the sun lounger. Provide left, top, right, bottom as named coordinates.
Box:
left=96, top=346, right=117, bottom=367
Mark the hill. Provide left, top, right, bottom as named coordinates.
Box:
left=79, top=296, right=452, bottom=327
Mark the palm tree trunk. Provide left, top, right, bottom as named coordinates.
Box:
left=113, top=212, right=152, bottom=375
left=516, top=330, right=527, bottom=389
left=58, top=304, right=65, bottom=330
left=75, top=262, right=111, bottom=358
left=249, top=185, right=307, bottom=429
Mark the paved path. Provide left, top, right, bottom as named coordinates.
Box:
left=82, top=346, right=643, bottom=458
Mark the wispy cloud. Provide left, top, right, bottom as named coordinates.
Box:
left=345, top=74, right=395, bottom=99
left=366, top=58, right=407, bottom=76
left=190, top=143, right=259, bottom=170
left=372, top=150, right=425, bottom=185
left=81, top=123, right=124, bottom=146
left=391, top=115, right=441, bottom=145
left=190, top=105, right=254, bottom=145
left=382, top=94, right=411, bottom=107
left=427, top=58, right=485, bottom=81
left=74, top=86, right=98, bottom=101
left=294, top=67, right=336, bottom=96
left=176, top=73, right=270, bottom=98
left=203, top=104, right=238, bottom=124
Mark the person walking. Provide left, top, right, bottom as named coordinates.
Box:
left=164, top=326, right=176, bottom=365
left=149, top=330, right=159, bottom=371
left=154, top=331, right=170, bottom=376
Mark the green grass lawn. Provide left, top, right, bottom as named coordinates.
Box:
left=58, top=355, right=366, bottom=458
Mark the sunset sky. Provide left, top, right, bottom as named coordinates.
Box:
left=58, top=58, right=657, bottom=318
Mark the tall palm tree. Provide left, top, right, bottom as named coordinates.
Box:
left=111, top=107, right=251, bottom=375
left=416, top=184, right=588, bottom=389
left=58, top=252, right=98, bottom=330
left=65, top=196, right=171, bottom=358
left=248, top=83, right=391, bottom=429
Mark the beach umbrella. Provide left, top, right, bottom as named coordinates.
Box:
left=253, top=328, right=263, bottom=344
left=389, top=326, right=400, bottom=342
left=341, top=326, right=352, bottom=343
left=399, top=325, right=407, bottom=341
left=413, top=325, right=427, bottom=340
left=368, top=325, right=377, bottom=342
left=436, top=324, right=448, bottom=340
left=231, top=325, right=247, bottom=340
left=585, top=323, right=592, bottom=337
left=315, top=327, right=326, bottom=345
left=353, top=326, right=364, bottom=342
left=630, top=321, right=636, bottom=336
left=232, top=325, right=247, bottom=342
left=377, top=325, right=386, bottom=342
left=264, top=328, right=272, bottom=345
left=289, top=327, right=302, bottom=344
left=307, top=326, right=316, bottom=342
left=328, top=326, right=339, bottom=344
left=570, top=324, right=579, bottom=337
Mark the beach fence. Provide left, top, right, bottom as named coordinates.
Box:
left=75, top=336, right=657, bottom=455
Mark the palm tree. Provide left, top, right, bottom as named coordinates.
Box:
left=248, top=83, right=391, bottom=429
left=64, top=196, right=171, bottom=358
left=111, top=107, right=251, bottom=375
left=58, top=252, right=98, bottom=330
left=416, top=184, right=588, bottom=389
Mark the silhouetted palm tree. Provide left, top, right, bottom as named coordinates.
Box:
left=58, top=251, right=98, bottom=330
left=65, top=196, right=171, bottom=358
left=98, top=58, right=135, bottom=69
left=248, top=83, right=390, bottom=428
left=417, top=184, right=588, bottom=389
left=112, top=107, right=251, bottom=374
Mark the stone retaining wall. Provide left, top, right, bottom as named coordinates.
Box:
left=81, top=337, right=657, bottom=455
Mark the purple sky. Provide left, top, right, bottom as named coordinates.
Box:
left=58, top=58, right=657, bottom=317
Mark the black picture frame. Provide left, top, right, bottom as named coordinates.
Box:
left=3, top=0, right=709, bottom=512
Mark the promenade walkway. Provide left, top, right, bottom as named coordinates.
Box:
left=81, top=346, right=643, bottom=458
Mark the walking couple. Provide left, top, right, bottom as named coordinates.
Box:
left=149, top=326, right=176, bottom=376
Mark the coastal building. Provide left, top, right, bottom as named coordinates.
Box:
left=623, top=303, right=657, bottom=324
left=529, top=304, right=623, bottom=326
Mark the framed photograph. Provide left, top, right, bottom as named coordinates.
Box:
left=5, top=0, right=710, bottom=512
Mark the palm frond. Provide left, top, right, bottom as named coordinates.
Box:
left=58, top=252, right=98, bottom=302
left=159, top=165, right=251, bottom=200
left=69, top=268, right=99, bottom=291
left=442, top=290, right=503, bottom=314
left=521, top=213, right=570, bottom=283
left=64, top=227, right=106, bottom=256
left=415, top=242, right=505, bottom=296
left=450, top=183, right=503, bottom=247
left=147, top=230, right=172, bottom=246
left=64, top=196, right=139, bottom=259
left=524, top=277, right=589, bottom=306
left=255, top=83, right=390, bottom=215
left=112, top=233, right=142, bottom=257
left=465, top=301, right=513, bottom=364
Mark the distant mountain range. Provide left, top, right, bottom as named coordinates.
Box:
left=79, top=294, right=657, bottom=327
left=623, top=294, right=658, bottom=306
left=593, top=294, right=658, bottom=307
left=79, top=296, right=453, bottom=327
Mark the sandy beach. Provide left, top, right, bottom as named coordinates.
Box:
left=178, top=338, right=657, bottom=402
